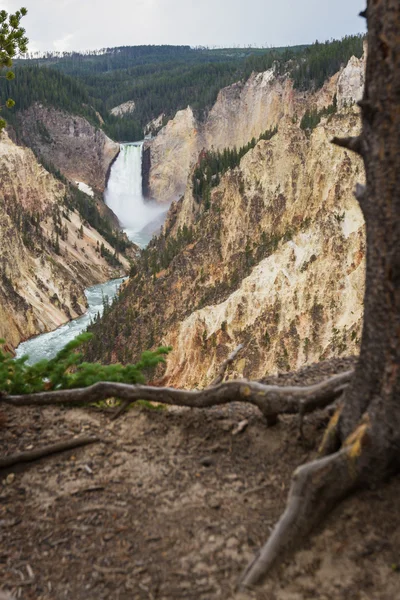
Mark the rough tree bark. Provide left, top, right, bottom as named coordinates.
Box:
left=239, top=0, right=400, bottom=588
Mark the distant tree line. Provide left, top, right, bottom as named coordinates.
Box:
left=0, top=36, right=364, bottom=143
left=0, top=65, right=99, bottom=132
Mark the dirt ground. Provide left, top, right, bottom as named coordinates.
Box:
left=1, top=357, right=400, bottom=600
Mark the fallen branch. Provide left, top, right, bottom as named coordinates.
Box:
left=2, top=371, right=352, bottom=423
left=208, top=344, right=243, bottom=387
left=112, top=344, right=244, bottom=420
left=0, top=436, right=100, bottom=469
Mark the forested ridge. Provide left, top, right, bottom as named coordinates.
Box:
left=0, top=66, right=100, bottom=134
left=0, top=36, right=364, bottom=142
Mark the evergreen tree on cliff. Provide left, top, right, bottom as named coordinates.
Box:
left=0, top=7, right=28, bottom=132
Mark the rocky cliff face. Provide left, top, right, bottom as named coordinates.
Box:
left=110, top=100, right=136, bottom=117
left=85, top=53, right=366, bottom=387
left=144, top=64, right=345, bottom=204
left=0, top=132, right=129, bottom=349
left=16, top=104, right=119, bottom=193
left=162, top=109, right=365, bottom=386
left=144, top=107, right=200, bottom=202
left=86, top=105, right=365, bottom=385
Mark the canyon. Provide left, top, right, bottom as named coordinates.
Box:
left=144, top=48, right=365, bottom=205
left=87, top=50, right=366, bottom=387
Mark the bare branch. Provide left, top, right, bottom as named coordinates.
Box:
left=331, top=135, right=364, bottom=156
left=357, top=99, right=378, bottom=122
left=208, top=344, right=243, bottom=387
left=0, top=436, right=100, bottom=469
left=112, top=344, right=244, bottom=420
left=2, top=371, right=353, bottom=423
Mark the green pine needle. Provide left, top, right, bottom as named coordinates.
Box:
left=0, top=334, right=171, bottom=396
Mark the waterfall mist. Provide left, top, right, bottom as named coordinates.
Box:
left=105, top=142, right=167, bottom=247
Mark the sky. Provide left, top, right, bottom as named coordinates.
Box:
left=1, top=0, right=366, bottom=54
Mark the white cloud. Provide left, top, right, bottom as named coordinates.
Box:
left=0, top=0, right=366, bottom=52
left=53, top=33, right=74, bottom=53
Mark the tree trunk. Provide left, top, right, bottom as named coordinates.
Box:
left=336, top=0, right=400, bottom=474
left=239, top=0, right=400, bottom=587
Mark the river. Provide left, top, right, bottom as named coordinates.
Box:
left=15, top=277, right=125, bottom=364
left=15, top=141, right=166, bottom=365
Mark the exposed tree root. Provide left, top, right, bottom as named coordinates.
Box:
left=112, top=344, right=244, bottom=420
left=0, top=436, right=100, bottom=470
left=317, top=404, right=343, bottom=455
left=2, top=370, right=352, bottom=424
left=239, top=418, right=372, bottom=589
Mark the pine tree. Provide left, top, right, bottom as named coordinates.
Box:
left=0, top=7, right=28, bottom=132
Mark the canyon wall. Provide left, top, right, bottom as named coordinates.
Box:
left=144, top=63, right=344, bottom=204
left=16, top=103, right=119, bottom=193
left=85, top=52, right=366, bottom=387
left=0, top=132, right=129, bottom=349
left=86, top=107, right=365, bottom=384
left=162, top=108, right=365, bottom=386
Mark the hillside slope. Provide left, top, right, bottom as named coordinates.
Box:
left=15, top=103, right=119, bottom=194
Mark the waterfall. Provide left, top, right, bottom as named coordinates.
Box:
left=105, top=142, right=166, bottom=247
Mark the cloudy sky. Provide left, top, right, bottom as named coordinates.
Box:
left=1, top=0, right=366, bottom=54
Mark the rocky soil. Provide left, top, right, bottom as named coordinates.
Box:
left=1, top=356, right=399, bottom=600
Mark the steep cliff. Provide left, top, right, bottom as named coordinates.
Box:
left=163, top=110, right=364, bottom=386
left=144, top=66, right=342, bottom=204
left=0, top=132, right=129, bottom=348
left=16, top=104, right=119, bottom=193
left=84, top=51, right=366, bottom=387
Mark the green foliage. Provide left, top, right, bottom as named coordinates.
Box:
left=0, top=333, right=171, bottom=395
left=99, top=242, right=122, bottom=268
left=0, top=7, right=28, bottom=132
left=300, top=96, right=337, bottom=131
left=243, top=35, right=364, bottom=91
left=140, top=224, right=194, bottom=275
left=6, top=35, right=363, bottom=142
left=193, top=127, right=278, bottom=204
left=0, top=65, right=100, bottom=133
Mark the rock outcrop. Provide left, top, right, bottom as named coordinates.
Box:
left=144, top=113, right=165, bottom=137
left=0, top=132, right=129, bottom=349
left=145, top=52, right=365, bottom=204
left=337, top=54, right=366, bottom=109
left=144, top=107, right=200, bottom=203
left=16, top=104, right=119, bottom=193
left=110, top=100, right=136, bottom=117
